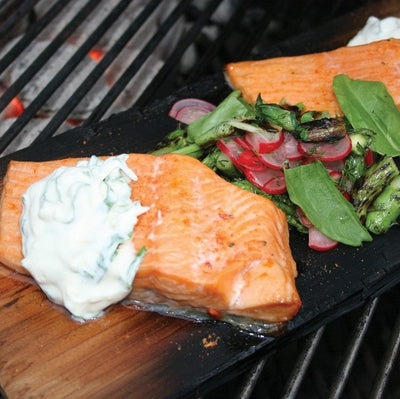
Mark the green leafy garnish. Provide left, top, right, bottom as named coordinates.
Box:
left=284, top=161, right=372, bottom=246
left=187, top=89, right=254, bottom=146
left=333, top=74, right=400, bottom=156
left=254, top=95, right=298, bottom=131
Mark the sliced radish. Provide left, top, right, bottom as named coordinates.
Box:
left=298, top=133, right=352, bottom=162
left=308, top=226, right=338, bottom=251
left=296, top=207, right=313, bottom=228
left=258, top=150, right=287, bottom=170
left=244, top=129, right=284, bottom=154
left=244, top=167, right=286, bottom=194
left=236, top=149, right=266, bottom=171
left=280, top=132, right=304, bottom=161
left=329, top=170, right=342, bottom=180
left=168, top=98, right=216, bottom=124
left=259, top=132, right=303, bottom=170
left=216, top=138, right=244, bottom=170
left=322, top=158, right=345, bottom=172
left=234, top=136, right=253, bottom=150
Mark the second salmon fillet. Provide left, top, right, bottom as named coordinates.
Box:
left=225, top=39, right=400, bottom=116
left=0, top=153, right=301, bottom=323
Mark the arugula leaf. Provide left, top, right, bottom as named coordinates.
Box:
left=333, top=74, right=400, bottom=156
left=284, top=161, right=372, bottom=246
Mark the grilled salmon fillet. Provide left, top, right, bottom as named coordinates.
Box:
left=225, top=38, right=400, bottom=115
left=0, top=154, right=301, bottom=323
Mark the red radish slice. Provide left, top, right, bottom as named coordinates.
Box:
left=280, top=132, right=304, bottom=161
left=258, top=150, right=287, bottom=170
left=168, top=98, right=216, bottom=124
left=234, top=136, right=252, bottom=150
left=244, top=167, right=286, bottom=194
left=328, top=170, right=351, bottom=200
left=308, top=226, right=338, bottom=251
left=298, top=133, right=352, bottom=162
left=236, top=149, right=266, bottom=171
left=259, top=132, right=303, bottom=170
left=244, top=129, right=284, bottom=154
left=296, top=207, right=313, bottom=228
left=329, top=170, right=342, bottom=180
left=322, top=158, right=345, bottom=172
left=216, top=138, right=244, bottom=170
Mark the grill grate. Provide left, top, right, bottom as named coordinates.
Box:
left=0, top=1, right=399, bottom=399
left=203, top=285, right=400, bottom=399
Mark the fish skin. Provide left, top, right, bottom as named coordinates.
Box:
left=0, top=154, right=301, bottom=322
left=225, top=39, right=400, bottom=116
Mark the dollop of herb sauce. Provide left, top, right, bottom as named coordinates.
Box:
left=20, top=154, right=148, bottom=320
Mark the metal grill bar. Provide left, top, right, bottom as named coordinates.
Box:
left=281, top=326, right=326, bottom=399
left=135, top=0, right=225, bottom=107
left=327, top=298, right=379, bottom=399
left=0, top=1, right=67, bottom=75
left=185, top=0, right=247, bottom=83
left=232, top=327, right=327, bottom=399
left=0, top=0, right=100, bottom=152
left=368, top=309, right=400, bottom=399
left=0, top=0, right=97, bottom=114
left=0, top=0, right=39, bottom=43
left=3, top=0, right=132, bottom=148
left=234, top=357, right=268, bottom=399
left=82, top=0, right=189, bottom=126
left=31, top=0, right=153, bottom=142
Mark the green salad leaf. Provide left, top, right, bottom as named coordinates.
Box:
left=187, top=89, right=254, bottom=146
left=333, top=74, right=400, bottom=156
left=284, top=161, right=372, bottom=246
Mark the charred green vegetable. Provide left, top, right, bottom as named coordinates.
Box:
left=349, top=128, right=375, bottom=156
left=254, top=96, right=298, bottom=131
left=351, top=156, right=399, bottom=221
left=365, top=175, right=400, bottom=235
left=294, top=118, right=347, bottom=142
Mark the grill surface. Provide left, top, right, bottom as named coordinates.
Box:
left=0, top=1, right=399, bottom=398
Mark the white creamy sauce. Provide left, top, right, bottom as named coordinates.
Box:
left=20, top=154, right=149, bottom=320
left=348, top=16, right=400, bottom=46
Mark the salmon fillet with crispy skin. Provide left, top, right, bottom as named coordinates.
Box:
left=225, top=39, right=400, bottom=116
left=0, top=153, right=301, bottom=323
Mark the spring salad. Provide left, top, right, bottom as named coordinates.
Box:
left=152, top=74, right=400, bottom=251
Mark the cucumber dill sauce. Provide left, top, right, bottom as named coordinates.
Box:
left=20, top=154, right=148, bottom=321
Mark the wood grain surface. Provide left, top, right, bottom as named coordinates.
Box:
left=0, top=266, right=188, bottom=399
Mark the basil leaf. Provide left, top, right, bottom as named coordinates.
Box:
left=284, top=162, right=372, bottom=246
left=333, top=74, right=400, bottom=156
